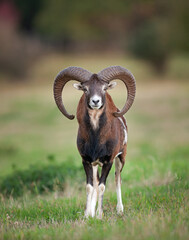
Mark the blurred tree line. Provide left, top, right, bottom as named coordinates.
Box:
left=1, top=0, right=189, bottom=76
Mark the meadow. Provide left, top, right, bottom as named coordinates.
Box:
left=0, top=54, right=189, bottom=239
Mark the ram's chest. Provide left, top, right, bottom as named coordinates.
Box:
left=78, top=136, right=117, bottom=163
left=77, top=118, right=117, bottom=163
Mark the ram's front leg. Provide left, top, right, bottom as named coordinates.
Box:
left=96, top=161, right=113, bottom=219
left=90, top=165, right=99, bottom=217
left=82, top=160, right=93, bottom=217
left=83, top=161, right=99, bottom=217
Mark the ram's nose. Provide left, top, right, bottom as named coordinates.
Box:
left=90, top=95, right=102, bottom=109
left=92, top=99, right=100, bottom=105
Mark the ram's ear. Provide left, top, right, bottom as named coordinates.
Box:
left=73, top=83, right=83, bottom=90
left=108, top=82, right=117, bottom=89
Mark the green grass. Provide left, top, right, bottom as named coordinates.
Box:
left=0, top=54, right=189, bottom=239
left=0, top=172, right=188, bottom=240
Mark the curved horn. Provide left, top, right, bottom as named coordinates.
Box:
left=53, top=66, right=92, bottom=119
left=98, top=66, right=136, bottom=117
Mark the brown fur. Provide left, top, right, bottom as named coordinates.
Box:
left=76, top=92, right=127, bottom=167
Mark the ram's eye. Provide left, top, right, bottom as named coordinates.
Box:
left=83, top=88, right=88, bottom=93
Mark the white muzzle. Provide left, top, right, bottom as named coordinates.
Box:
left=89, top=95, right=102, bottom=109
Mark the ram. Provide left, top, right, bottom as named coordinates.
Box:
left=53, top=66, right=136, bottom=218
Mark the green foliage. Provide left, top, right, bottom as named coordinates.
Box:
left=0, top=161, right=83, bottom=197
left=1, top=0, right=188, bottom=78
left=128, top=21, right=170, bottom=73
left=126, top=0, right=189, bottom=73
left=31, top=0, right=189, bottom=53
left=14, top=0, right=44, bottom=31
left=34, top=0, right=131, bottom=43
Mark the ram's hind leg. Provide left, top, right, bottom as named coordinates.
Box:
left=115, top=154, right=125, bottom=214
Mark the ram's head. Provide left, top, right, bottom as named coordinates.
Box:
left=53, top=66, right=136, bottom=119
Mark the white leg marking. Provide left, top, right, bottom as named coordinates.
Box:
left=115, top=157, right=124, bottom=214
left=96, top=183, right=105, bottom=219
left=90, top=165, right=98, bottom=217
left=118, top=117, right=127, bottom=144
left=115, top=152, right=122, bottom=159
left=85, top=184, right=93, bottom=217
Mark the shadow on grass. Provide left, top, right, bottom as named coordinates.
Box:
left=0, top=160, right=83, bottom=197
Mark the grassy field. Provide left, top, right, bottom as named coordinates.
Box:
left=0, top=54, right=189, bottom=239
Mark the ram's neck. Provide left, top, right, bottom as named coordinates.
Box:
left=76, top=92, right=117, bottom=131
left=87, top=107, right=105, bottom=130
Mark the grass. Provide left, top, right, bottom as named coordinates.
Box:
left=0, top=54, right=189, bottom=239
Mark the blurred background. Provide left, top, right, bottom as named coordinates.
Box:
left=0, top=0, right=189, bottom=196
left=0, top=0, right=189, bottom=79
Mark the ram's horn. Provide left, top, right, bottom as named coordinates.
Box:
left=98, top=66, right=136, bottom=117
left=53, top=67, right=92, bottom=119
